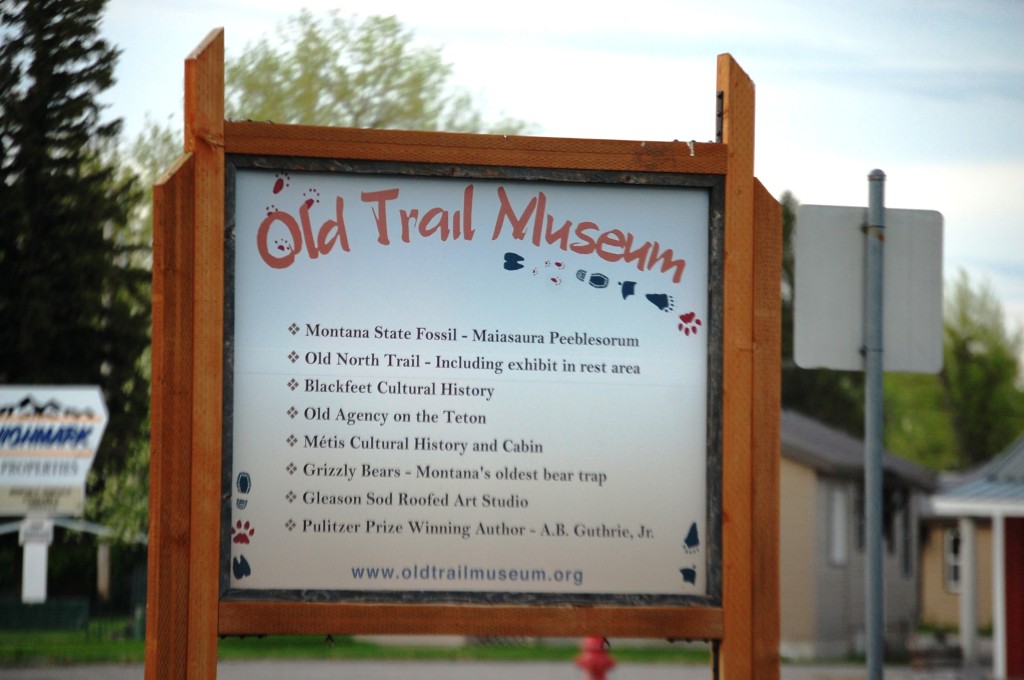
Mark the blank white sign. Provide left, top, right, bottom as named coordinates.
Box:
left=794, top=205, right=943, bottom=374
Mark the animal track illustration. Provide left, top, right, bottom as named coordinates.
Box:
left=503, top=252, right=525, bottom=270
left=576, top=270, right=609, bottom=288
left=502, top=252, right=700, bottom=332
left=232, top=520, right=255, bottom=544
left=232, top=555, right=252, bottom=579
left=303, top=188, right=321, bottom=208
left=272, top=172, right=290, bottom=194
left=235, top=471, right=251, bottom=510
left=528, top=265, right=562, bottom=286
left=680, top=565, right=698, bottom=585
left=683, top=522, right=700, bottom=552
left=646, top=293, right=675, bottom=312
left=678, top=311, right=702, bottom=335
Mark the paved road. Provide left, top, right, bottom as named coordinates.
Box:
left=0, top=660, right=990, bottom=680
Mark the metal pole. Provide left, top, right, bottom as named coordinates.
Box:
left=865, top=169, right=886, bottom=680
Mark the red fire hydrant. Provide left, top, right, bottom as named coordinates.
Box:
left=575, top=636, right=615, bottom=680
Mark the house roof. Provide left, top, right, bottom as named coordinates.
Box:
left=781, top=409, right=937, bottom=491
left=925, top=433, right=1024, bottom=517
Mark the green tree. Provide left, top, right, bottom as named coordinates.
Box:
left=939, top=269, right=1024, bottom=467
left=0, top=0, right=150, bottom=522
left=884, top=271, right=1024, bottom=470
left=225, top=11, right=531, bottom=133
left=115, top=11, right=533, bottom=540
left=883, top=371, right=958, bottom=470
left=132, top=11, right=532, bottom=251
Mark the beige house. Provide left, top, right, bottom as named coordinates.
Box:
left=920, top=433, right=1024, bottom=679
left=919, top=516, right=994, bottom=631
left=779, top=410, right=936, bottom=660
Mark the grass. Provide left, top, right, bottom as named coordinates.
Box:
left=1, top=619, right=711, bottom=667
left=0, top=620, right=145, bottom=666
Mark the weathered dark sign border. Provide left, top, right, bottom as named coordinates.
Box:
left=218, top=155, right=725, bottom=608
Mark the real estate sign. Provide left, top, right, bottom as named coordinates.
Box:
left=0, top=386, right=108, bottom=516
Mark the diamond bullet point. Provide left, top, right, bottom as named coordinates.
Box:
left=287, top=378, right=298, bottom=391
left=285, top=519, right=296, bottom=531
left=288, top=351, right=300, bottom=363
left=288, top=322, right=300, bottom=335
left=287, top=406, right=298, bottom=419
left=286, top=434, right=297, bottom=447
left=286, top=490, right=296, bottom=503
left=286, top=462, right=297, bottom=475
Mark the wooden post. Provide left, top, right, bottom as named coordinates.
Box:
left=717, top=53, right=781, bottom=680
left=146, top=28, right=224, bottom=680
left=184, top=29, right=225, bottom=680
left=752, top=178, right=782, bottom=676
left=145, top=153, right=195, bottom=680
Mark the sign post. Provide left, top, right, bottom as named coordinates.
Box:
left=147, top=30, right=781, bottom=680
left=864, top=170, right=887, bottom=680
left=0, top=385, right=109, bottom=603
left=18, top=518, right=54, bottom=603
left=794, top=178, right=943, bottom=679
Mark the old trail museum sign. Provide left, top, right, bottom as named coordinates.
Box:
left=145, top=29, right=781, bottom=680
left=226, top=163, right=718, bottom=603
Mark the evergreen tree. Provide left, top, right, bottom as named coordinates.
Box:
left=940, top=269, right=1024, bottom=467
left=0, top=0, right=149, bottom=510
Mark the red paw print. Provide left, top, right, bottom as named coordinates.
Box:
left=303, top=188, right=321, bottom=209
left=232, top=520, right=255, bottom=544
left=678, top=312, right=702, bottom=336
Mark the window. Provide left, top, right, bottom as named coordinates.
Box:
left=944, top=528, right=960, bottom=592
left=855, top=485, right=865, bottom=551
left=901, top=501, right=913, bottom=577
left=829, top=485, right=848, bottom=566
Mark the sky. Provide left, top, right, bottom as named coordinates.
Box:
left=100, top=0, right=1024, bottom=343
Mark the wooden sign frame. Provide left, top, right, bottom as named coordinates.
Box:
left=146, top=29, right=780, bottom=680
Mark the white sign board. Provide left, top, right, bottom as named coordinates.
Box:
left=794, top=205, right=943, bottom=373
left=224, top=164, right=715, bottom=602
left=0, top=386, right=108, bottom=516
